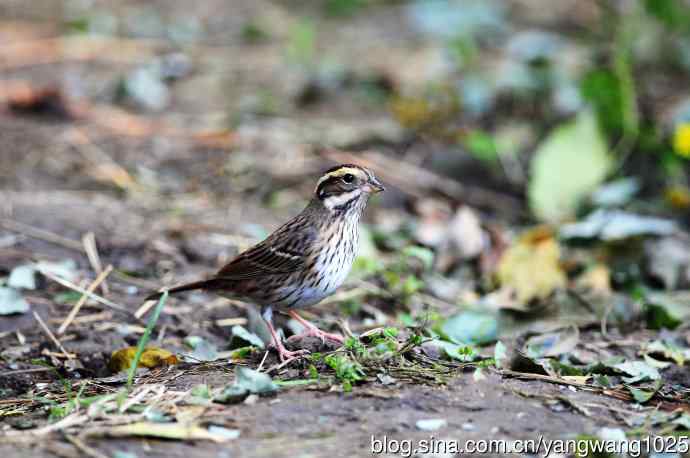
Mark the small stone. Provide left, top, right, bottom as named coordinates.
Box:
left=416, top=418, right=448, bottom=432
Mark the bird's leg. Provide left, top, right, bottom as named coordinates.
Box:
left=262, top=307, right=309, bottom=363
left=287, top=310, right=344, bottom=344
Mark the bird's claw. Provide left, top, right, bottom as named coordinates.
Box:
left=274, top=345, right=310, bottom=363
left=296, top=327, right=344, bottom=345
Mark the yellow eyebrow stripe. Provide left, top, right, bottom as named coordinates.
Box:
left=316, top=167, right=363, bottom=188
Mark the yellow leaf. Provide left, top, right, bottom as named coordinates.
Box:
left=576, top=264, right=611, bottom=296
left=101, top=421, right=238, bottom=443
left=497, top=227, right=566, bottom=304
left=665, top=185, right=690, bottom=209
left=673, top=123, right=690, bottom=158
left=561, top=375, right=590, bottom=385
left=109, top=346, right=178, bottom=373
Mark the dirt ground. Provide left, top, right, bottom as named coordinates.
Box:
left=3, top=372, right=642, bottom=458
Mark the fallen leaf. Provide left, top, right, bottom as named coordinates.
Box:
left=440, top=310, right=498, bottom=345
left=0, top=287, right=30, bottom=315
left=560, top=209, right=677, bottom=241
left=664, top=185, right=690, bottom=210
left=494, top=341, right=508, bottom=369
left=497, top=227, right=566, bottom=304
left=427, top=339, right=479, bottom=361
left=97, top=421, right=238, bottom=443
left=109, top=346, right=178, bottom=373
left=562, top=375, right=591, bottom=384
left=36, top=259, right=79, bottom=282
left=644, top=235, right=690, bottom=290
left=7, top=265, right=37, bottom=290
left=231, top=325, right=265, bottom=349
left=184, top=336, right=219, bottom=362
left=437, top=205, right=486, bottom=270
left=214, top=367, right=278, bottom=404
left=528, top=110, right=612, bottom=222
left=591, top=178, right=640, bottom=207
left=613, top=360, right=660, bottom=384
left=525, top=327, right=579, bottom=358
left=576, top=265, right=611, bottom=296
left=643, top=292, right=690, bottom=330
left=627, top=380, right=662, bottom=404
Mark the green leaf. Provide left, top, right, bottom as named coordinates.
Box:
left=8, top=265, right=37, bottom=290
left=464, top=130, right=498, bottom=162
left=528, top=110, right=612, bottom=222
left=214, top=367, right=278, bottom=404
left=644, top=0, right=690, bottom=32
left=524, top=327, right=579, bottom=359
left=183, top=336, right=219, bottom=362
left=494, top=341, right=508, bottom=369
left=581, top=69, right=626, bottom=134
left=401, top=245, right=435, bottom=270
left=231, top=325, right=265, bottom=349
left=0, top=287, right=30, bottom=315
left=440, top=310, right=498, bottom=345
left=36, top=259, right=78, bottom=282
left=644, top=302, right=683, bottom=330
left=628, top=380, right=662, bottom=404
left=614, top=360, right=660, bottom=384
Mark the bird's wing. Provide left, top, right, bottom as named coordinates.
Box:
left=215, top=225, right=316, bottom=280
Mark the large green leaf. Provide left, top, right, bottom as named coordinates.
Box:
left=528, top=110, right=612, bottom=222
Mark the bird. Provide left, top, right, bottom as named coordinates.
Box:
left=146, top=164, right=384, bottom=363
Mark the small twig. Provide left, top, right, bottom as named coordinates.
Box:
left=67, top=128, right=139, bottom=191
left=2, top=413, right=88, bottom=437
left=39, top=268, right=130, bottom=315
left=134, top=300, right=157, bottom=319
left=82, top=232, right=109, bottom=296
left=64, top=434, right=110, bottom=458
left=33, top=311, right=74, bottom=359
left=58, top=265, right=113, bottom=335
left=50, top=311, right=113, bottom=326
left=0, top=367, right=53, bottom=377
left=111, top=270, right=159, bottom=290
left=0, top=218, right=83, bottom=251
left=215, top=317, right=248, bottom=327
left=257, top=350, right=269, bottom=372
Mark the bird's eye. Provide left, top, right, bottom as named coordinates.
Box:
left=342, top=173, right=355, bottom=183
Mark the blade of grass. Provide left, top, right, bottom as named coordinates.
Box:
left=127, top=291, right=168, bottom=389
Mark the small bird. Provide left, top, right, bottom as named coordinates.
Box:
left=147, top=164, right=384, bottom=362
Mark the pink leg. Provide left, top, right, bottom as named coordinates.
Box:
left=288, top=310, right=344, bottom=344
left=263, top=314, right=309, bottom=363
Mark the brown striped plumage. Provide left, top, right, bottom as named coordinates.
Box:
left=146, top=164, right=384, bottom=362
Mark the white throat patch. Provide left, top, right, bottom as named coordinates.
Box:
left=323, top=189, right=361, bottom=210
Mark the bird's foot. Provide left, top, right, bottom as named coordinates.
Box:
left=274, top=341, right=310, bottom=363
left=287, top=310, right=344, bottom=345
left=294, top=325, right=344, bottom=345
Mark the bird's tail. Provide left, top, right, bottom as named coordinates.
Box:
left=145, top=278, right=222, bottom=301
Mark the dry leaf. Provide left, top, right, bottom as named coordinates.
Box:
left=497, top=227, right=566, bottom=304
left=108, top=346, right=178, bottom=373
left=95, top=421, right=238, bottom=443
left=576, top=264, right=611, bottom=296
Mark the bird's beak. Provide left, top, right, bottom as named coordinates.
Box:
left=366, top=177, right=385, bottom=194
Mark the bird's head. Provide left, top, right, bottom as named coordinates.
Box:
left=314, top=164, right=384, bottom=212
